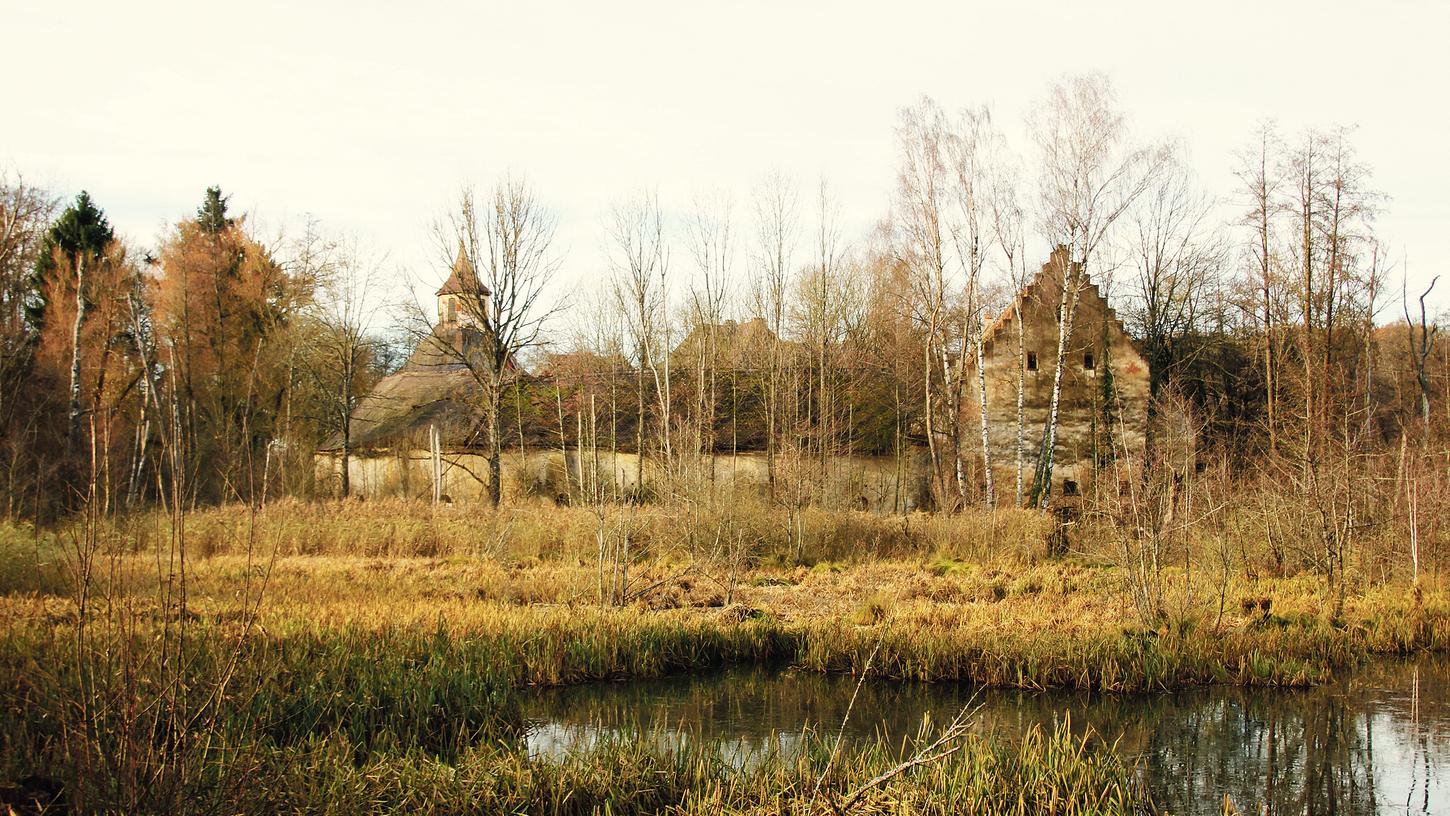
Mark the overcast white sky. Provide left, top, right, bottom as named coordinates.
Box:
left=7, top=0, right=1447, bottom=323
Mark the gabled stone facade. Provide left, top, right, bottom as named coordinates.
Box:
left=968, top=247, right=1150, bottom=498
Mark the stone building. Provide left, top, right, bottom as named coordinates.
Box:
left=314, top=247, right=490, bottom=494
left=317, top=245, right=1145, bottom=509
left=968, top=247, right=1150, bottom=500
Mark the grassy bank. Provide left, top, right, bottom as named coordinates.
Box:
left=0, top=499, right=1444, bottom=812
left=246, top=721, right=1145, bottom=815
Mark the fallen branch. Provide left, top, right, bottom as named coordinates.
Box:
left=814, top=637, right=883, bottom=796
left=834, top=692, right=982, bottom=813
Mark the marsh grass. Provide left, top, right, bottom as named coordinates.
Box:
left=1, top=498, right=1445, bottom=812
left=202, top=718, right=1146, bottom=815
left=119, top=499, right=1053, bottom=565
left=3, top=613, right=1149, bottom=813
left=0, top=523, right=67, bottom=596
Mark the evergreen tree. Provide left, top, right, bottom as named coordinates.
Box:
left=153, top=188, right=299, bottom=503
left=28, top=191, right=113, bottom=330
left=197, top=186, right=231, bottom=234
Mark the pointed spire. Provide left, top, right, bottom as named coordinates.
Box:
left=435, top=241, right=490, bottom=296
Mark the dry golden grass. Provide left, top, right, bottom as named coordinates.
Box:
left=2, top=499, right=1445, bottom=812
left=5, top=498, right=1444, bottom=690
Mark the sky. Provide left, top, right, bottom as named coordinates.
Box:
left=6, top=0, right=1448, bottom=323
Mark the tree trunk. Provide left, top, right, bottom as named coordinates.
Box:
left=1015, top=307, right=1026, bottom=507
left=68, top=255, right=88, bottom=456
left=766, top=338, right=778, bottom=500
left=975, top=334, right=994, bottom=507
left=1035, top=260, right=1080, bottom=508
left=1260, top=210, right=1276, bottom=455
left=635, top=350, right=646, bottom=497
left=340, top=414, right=351, bottom=498
left=946, top=344, right=967, bottom=509
left=340, top=363, right=353, bottom=498
left=922, top=310, right=941, bottom=507
left=488, top=382, right=503, bottom=508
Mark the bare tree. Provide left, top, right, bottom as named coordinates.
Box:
left=1235, top=122, right=1284, bottom=453
left=792, top=177, right=860, bottom=501
left=608, top=190, right=670, bottom=495
left=0, top=172, right=56, bottom=358
left=684, top=191, right=734, bottom=479
left=749, top=172, right=798, bottom=498
left=428, top=178, right=561, bottom=508
left=309, top=232, right=386, bottom=498
left=1281, top=126, right=1380, bottom=614
left=894, top=98, right=960, bottom=507
left=807, top=179, right=847, bottom=476
left=1028, top=73, right=1164, bottom=507
left=984, top=124, right=1032, bottom=505
left=0, top=173, right=58, bottom=515
left=1403, top=272, right=1439, bottom=430
left=1287, top=128, right=1322, bottom=459
left=1122, top=145, right=1222, bottom=405
left=948, top=105, right=995, bottom=506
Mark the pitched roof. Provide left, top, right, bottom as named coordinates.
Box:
left=319, top=324, right=489, bottom=451
left=435, top=242, right=491, bottom=297
left=319, top=319, right=532, bottom=452
left=669, top=317, right=788, bottom=368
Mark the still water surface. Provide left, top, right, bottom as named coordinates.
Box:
left=525, top=658, right=1449, bottom=815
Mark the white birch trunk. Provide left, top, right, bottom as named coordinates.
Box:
left=1015, top=308, right=1026, bottom=506
left=68, top=256, right=87, bottom=452
left=975, top=333, right=994, bottom=507
left=1038, top=264, right=1081, bottom=507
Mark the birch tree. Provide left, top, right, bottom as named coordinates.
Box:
left=749, top=172, right=798, bottom=499
left=894, top=98, right=959, bottom=507
left=948, top=105, right=995, bottom=506
left=795, top=178, right=853, bottom=487
left=984, top=124, right=1033, bottom=505
left=685, top=191, right=734, bottom=475
left=608, top=191, right=670, bottom=494
left=1028, top=73, right=1164, bottom=507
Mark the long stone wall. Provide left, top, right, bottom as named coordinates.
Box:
left=314, top=448, right=933, bottom=513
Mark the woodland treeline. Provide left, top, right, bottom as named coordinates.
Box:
left=0, top=74, right=1444, bottom=527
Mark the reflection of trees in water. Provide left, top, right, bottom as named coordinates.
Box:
left=1088, top=660, right=1450, bottom=816
left=1135, top=686, right=1374, bottom=815
left=525, top=659, right=1450, bottom=816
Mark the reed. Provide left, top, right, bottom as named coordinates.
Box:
left=1, top=498, right=1445, bottom=812
left=109, top=498, right=1052, bottom=565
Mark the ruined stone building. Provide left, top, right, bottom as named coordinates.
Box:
left=968, top=247, right=1150, bottom=500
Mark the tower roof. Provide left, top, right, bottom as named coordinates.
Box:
left=436, top=243, right=491, bottom=297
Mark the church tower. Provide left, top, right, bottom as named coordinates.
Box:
left=436, top=242, right=490, bottom=327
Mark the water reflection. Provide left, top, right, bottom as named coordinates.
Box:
left=524, top=658, right=1450, bottom=815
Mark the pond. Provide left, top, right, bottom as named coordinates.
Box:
left=525, top=657, right=1450, bottom=815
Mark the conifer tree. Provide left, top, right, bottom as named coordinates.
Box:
left=29, top=191, right=113, bottom=331
left=196, top=186, right=231, bottom=234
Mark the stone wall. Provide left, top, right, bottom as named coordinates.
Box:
left=315, top=448, right=933, bottom=513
